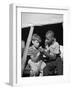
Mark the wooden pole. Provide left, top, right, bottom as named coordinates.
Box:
left=22, top=26, right=34, bottom=69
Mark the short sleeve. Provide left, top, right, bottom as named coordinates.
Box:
left=50, top=42, right=60, bottom=54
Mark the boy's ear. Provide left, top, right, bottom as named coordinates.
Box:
left=32, top=41, right=34, bottom=44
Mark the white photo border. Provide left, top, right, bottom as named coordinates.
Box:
left=9, top=4, right=70, bottom=86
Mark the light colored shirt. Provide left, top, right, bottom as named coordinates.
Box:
left=28, top=59, right=46, bottom=74
left=28, top=45, right=46, bottom=76
left=45, top=41, right=60, bottom=56
left=28, top=59, right=41, bottom=72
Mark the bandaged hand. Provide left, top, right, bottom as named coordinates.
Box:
left=39, top=47, right=44, bottom=52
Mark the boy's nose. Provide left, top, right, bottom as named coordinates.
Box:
left=45, top=39, right=47, bottom=42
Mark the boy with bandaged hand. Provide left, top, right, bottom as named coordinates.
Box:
left=28, top=34, right=46, bottom=76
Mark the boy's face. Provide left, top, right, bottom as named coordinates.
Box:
left=32, top=40, right=39, bottom=48
left=45, top=33, right=53, bottom=45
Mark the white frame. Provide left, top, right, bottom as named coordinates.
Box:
left=9, top=4, right=70, bottom=86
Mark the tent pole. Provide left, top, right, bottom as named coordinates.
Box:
left=22, top=26, right=34, bottom=69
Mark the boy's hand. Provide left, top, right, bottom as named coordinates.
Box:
left=39, top=47, right=44, bottom=52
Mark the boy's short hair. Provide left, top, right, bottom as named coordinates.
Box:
left=32, top=34, right=41, bottom=42
left=46, top=30, right=54, bottom=37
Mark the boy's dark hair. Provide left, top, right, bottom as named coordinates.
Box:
left=32, top=34, right=41, bottom=42
left=46, top=30, right=54, bottom=37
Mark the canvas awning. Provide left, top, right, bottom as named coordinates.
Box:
left=22, top=13, right=63, bottom=28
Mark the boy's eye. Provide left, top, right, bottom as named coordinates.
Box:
left=36, top=41, right=39, bottom=44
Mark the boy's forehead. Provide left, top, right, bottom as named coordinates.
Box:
left=33, top=40, right=39, bottom=42
left=46, top=30, right=54, bottom=37
left=46, top=33, right=53, bottom=37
